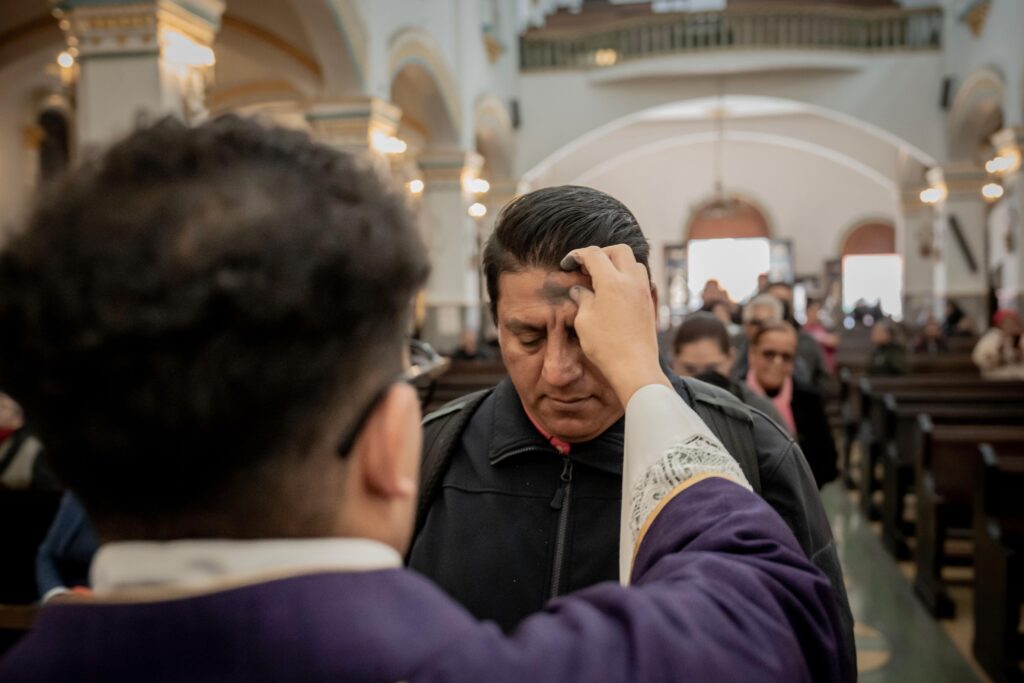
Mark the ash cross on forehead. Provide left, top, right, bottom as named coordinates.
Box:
left=538, top=280, right=575, bottom=306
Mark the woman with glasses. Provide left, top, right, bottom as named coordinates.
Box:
left=745, top=321, right=838, bottom=489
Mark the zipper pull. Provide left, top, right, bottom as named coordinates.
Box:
left=550, top=459, right=573, bottom=509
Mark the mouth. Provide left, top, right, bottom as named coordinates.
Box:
left=545, top=396, right=592, bottom=410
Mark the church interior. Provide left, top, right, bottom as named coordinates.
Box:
left=1, top=0, right=1023, bottom=681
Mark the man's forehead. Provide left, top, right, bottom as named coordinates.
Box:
left=497, top=268, right=590, bottom=316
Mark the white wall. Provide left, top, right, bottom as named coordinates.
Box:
left=576, top=136, right=900, bottom=292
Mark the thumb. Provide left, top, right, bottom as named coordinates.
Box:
left=568, top=284, right=594, bottom=308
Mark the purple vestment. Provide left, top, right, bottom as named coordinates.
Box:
left=0, top=478, right=842, bottom=682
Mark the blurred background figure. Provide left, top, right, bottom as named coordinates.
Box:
left=451, top=328, right=487, bottom=361
left=672, top=313, right=784, bottom=426
left=745, top=322, right=838, bottom=489
left=912, top=316, right=948, bottom=354
left=0, top=392, right=56, bottom=491
left=973, top=309, right=1024, bottom=380
left=803, top=298, right=838, bottom=373
left=867, top=321, right=907, bottom=376
left=36, top=492, right=98, bottom=603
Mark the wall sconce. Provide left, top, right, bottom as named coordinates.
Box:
left=468, top=202, right=487, bottom=218
left=407, top=178, right=424, bottom=195
left=982, top=182, right=1004, bottom=201
left=920, top=186, right=945, bottom=205
left=370, top=131, right=407, bottom=155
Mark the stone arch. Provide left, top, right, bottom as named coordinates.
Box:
left=685, top=193, right=772, bottom=241
left=839, top=219, right=896, bottom=257
left=948, top=65, right=1005, bottom=162
left=388, top=28, right=461, bottom=147
left=474, top=94, right=514, bottom=182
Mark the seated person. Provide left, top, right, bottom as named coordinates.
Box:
left=802, top=298, right=837, bottom=372
left=408, top=186, right=855, bottom=680
left=36, top=492, right=99, bottom=602
left=867, top=321, right=907, bottom=376
left=766, top=282, right=833, bottom=394
left=672, top=313, right=785, bottom=426
left=973, top=309, right=1024, bottom=379
left=0, top=117, right=844, bottom=682
left=0, top=391, right=57, bottom=491
left=745, top=322, right=839, bottom=489
left=912, top=316, right=947, bottom=354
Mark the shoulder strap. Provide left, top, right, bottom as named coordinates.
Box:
left=0, top=430, right=29, bottom=479
left=413, top=388, right=495, bottom=540
left=682, top=379, right=762, bottom=493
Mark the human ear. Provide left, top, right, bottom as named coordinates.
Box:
left=357, top=383, right=421, bottom=500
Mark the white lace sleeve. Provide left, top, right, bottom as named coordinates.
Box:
left=618, top=384, right=751, bottom=583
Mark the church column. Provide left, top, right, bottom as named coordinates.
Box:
left=900, top=189, right=936, bottom=321
left=418, top=149, right=484, bottom=351
left=304, top=97, right=402, bottom=155
left=925, top=163, right=989, bottom=326
left=54, top=0, right=224, bottom=152
left=987, top=127, right=1024, bottom=310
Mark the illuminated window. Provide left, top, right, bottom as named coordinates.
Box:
left=842, top=254, right=903, bottom=320
left=687, top=238, right=770, bottom=306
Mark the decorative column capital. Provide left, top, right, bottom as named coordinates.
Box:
left=419, top=149, right=484, bottom=190
left=53, top=0, right=223, bottom=60
left=930, top=162, right=988, bottom=202
left=305, top=97, right=402, bottom=153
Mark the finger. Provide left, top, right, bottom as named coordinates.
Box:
left=568, top=284, right=595, bottom=309
left=563, top=246, right=618, bottom=290
left=604, top=244, right=639, bottom=273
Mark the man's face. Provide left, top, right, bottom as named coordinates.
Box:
left=749, top=330, right=797, bottom=391
left=744, top=304, right=778, bottom=341
left=768, top=285, right=793, bottom=306
left=673, top=339, right=733, bottom=378
left=496, top=268, right=624, bottom=442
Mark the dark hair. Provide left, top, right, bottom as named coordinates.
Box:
left=673, top=313, right=731, bottom=356
left=482, top=185, right=649, bottom=319
left=0, top=116, right=429, bottom=529
left=751, top=320, right=797, bottom=347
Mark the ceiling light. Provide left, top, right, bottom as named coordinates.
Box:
left=982, top=182, right=1004, bottom=201
left=468, top=202, right=487, bottom=218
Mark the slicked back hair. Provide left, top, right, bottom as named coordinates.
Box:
left=482, top=185, right=650, bottom=320
left=0, top=116, right=429, bottom=531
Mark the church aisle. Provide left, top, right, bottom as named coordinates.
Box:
left=821, top=484, right=985, bottom=683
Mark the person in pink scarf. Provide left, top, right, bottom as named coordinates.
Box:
left=746, top=322, right=838, bottom=489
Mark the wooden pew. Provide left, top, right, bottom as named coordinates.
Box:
left=973, top=444, right=1024, bottom=683
left=854, top=377, right=1024, bottom=520
left=877, top=401, right=1024, bottom=558
left=913, top=425, right=1024, bottom=618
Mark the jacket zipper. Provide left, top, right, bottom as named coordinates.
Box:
left=549, top=458, right=574, bottom=600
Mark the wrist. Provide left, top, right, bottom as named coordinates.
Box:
left=611, top=370, right=672, bottom=406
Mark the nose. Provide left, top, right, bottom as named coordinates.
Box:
left=541, top=332, right=583, bottom=388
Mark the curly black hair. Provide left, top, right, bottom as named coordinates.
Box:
left=481, top=185, right=650, bottom=320
left=0, top=116, right=429, bottom=529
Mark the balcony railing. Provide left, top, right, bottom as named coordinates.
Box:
left=520, top=6, right=943, bottom=71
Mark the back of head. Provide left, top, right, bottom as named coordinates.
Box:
left=743, top=294, right=784, bottom=325
left=673, top=313, right=731, bottom=357
left=0, top=116, right=429, bottom=536
left=482, top=185, right=649, bottom=318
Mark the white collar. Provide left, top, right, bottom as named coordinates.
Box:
left=90, top=537, right=402, bottom=596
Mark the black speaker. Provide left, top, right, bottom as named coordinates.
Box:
left=940, top=76, right=953, bottom=110
left=509, top=98, right=520, bottom=130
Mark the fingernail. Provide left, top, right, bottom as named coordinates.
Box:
left=560, top=254, right=579, bottom=271
left=568, top=286, right=580, bottom=302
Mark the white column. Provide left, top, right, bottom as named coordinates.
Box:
left=55, top=0, right=224, bottom=152
left=928, top=163, right=990, bottom=326
left=418, top=149, right=484, bottom=350
left=304, top=97, right=402, bottom=155
left=900, top=192, right=936, bottom=321
left=988, top=127, right=1024, bottom=310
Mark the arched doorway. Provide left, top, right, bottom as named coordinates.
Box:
left=686, top=194, right=771, bottom=241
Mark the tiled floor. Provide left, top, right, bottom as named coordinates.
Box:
left=821, top=483, right=989, bottom=682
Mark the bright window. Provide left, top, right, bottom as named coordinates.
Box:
left=842, top=254, right=903, bottom=320
left=687, top=237, right=770, bottom=306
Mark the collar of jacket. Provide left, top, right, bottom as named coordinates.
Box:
left=486, top=378, right=626, bottom=476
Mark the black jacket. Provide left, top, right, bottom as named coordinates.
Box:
left=791, top=382, right=841, bottom=489
left=408, top=375, right=855, bottom=681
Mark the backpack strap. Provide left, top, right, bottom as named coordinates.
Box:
left=680, top=378, right=763, bottom=494
left=413, top=388, right=495, bottom=540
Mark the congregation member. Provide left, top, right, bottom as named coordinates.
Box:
left=972, top=308, right=1024, bottom=379
left=35, top=492, right=98, bottom=602
left=802, top=298, right=838, bottom=372
left=671, top=313, right=785, bottom=426
left=745, top=321, right=839, bottom=489
left=912, top=316, right=948, bottom=354
left=408, top=185, right=855, bottom=680
left=0, top=117, right=846, bottom=682
left=867, top=321, right=907, bottom=376
left=766, top=282, right=832, bottom=393
left=0, top=392, right=56, bottom=491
